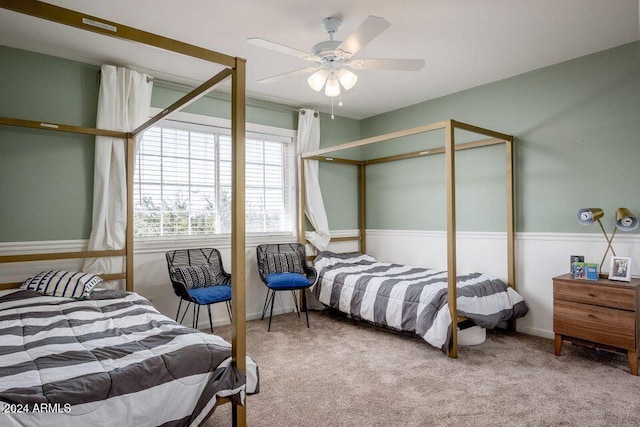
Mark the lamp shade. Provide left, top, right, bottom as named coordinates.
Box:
left=337, top=68, right=358, bottom=90
left=308, top=69, right=328, bottom=92
left=615, top=207, right=638, bottom=231
left=577, top=208, right=604, bottom=225
left=324, top=76, right=340, bottom=97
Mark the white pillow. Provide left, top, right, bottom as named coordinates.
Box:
left=21, top=270, right=102, bottom=299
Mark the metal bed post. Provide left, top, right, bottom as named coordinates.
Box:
left=505, top=137, right=516, bottom=331
left=231, top=57, right=247, bottom=427
left=444, top=120, right=458, bottom=358
left=358, top=163, right=367, bottom=253
left=126, top=136, right=135, bottom=292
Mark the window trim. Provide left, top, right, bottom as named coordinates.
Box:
left=134, top=108, right=298, bottom=247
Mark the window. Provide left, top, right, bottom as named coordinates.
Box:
left=134, top=115, right=295, bottom=238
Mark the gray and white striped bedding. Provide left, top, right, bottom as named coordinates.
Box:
left=313, top=252, right=529, bottom=353
left=0, top=288, right=258, bottom=427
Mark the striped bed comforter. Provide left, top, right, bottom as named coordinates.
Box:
left=0, top=289, right=258, bottom=427
left=313, top=252, right=529, bottom=352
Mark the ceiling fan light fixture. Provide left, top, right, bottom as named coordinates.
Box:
left=324, top=76, right=341, bottom=97
left=337, top=68, right=358, bottom=90
left=307, top=69, right=329, bottom=91
left=250, top=15, right=424, bottom=107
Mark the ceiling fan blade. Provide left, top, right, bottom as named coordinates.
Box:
left=256, top=67, right=318, bottom=84
left=349, top=58, right=425, bottom=71
left=337, top=16, right=390, bottom=57
left=247, top=37, right=319, bottom=61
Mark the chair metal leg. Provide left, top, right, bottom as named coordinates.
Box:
left=179, top=302, right=191, bottom=324
left=302, top=289, right=309, bottom=328
left=268, top=289, right=276, bottom=332
left=192, top=303, right=197, bottom=329
left=175, top=299, right=183, bottom=322
left=261, top=289, right=271, bottom=320
left=291, top=290, right=301, bottom=318
left=207, top=305, right=214, bottom=333
left=226, top=301, right=232, bottom=322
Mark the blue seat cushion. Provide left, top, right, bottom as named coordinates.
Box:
left=265, top=272, right=312, bottom=290
left=187, top=285, right=232, bottom=305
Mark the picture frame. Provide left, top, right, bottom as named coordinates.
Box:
left=585, top=263, right=599, bottom=280
left=570, top=255, right=584, bottom=275
left=609, top=256, right=632, bottom=282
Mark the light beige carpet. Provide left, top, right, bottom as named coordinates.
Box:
left=204, top=310, right=640, bottom=426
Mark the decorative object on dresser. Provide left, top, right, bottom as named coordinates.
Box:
left=553, top=274, right=640, bottom=375
left=576, top=207, right=638, bottom=273
left=609, top=256, right=632, bottom=282
left=585, top=263, right=599, bottom=280
left=569, top=255, right=584, bottom=276
left=573, top=262, right=586, bottom=279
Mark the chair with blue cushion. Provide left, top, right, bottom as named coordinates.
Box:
left=165, top=248, right=232, bottom=331
left=256, top=243, right=317, bottom=331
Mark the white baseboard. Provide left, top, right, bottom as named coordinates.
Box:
left=193, top=305, right=300, bottom=331
left=517, top=326, right=555, bottom=340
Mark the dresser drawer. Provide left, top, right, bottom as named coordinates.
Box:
left=554, top=300, right=636, bottom=350
left=554, top=280, right=636, bottom=310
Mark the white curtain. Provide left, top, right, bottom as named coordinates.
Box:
left=84, top=65, right=153, bottom=289
left=297, top=108, right=330, bottom=251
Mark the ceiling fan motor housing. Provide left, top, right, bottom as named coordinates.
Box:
left=312, top=40, right=349, bottom=62
left=313, top=17, right=351, bottom=65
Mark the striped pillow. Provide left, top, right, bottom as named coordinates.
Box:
left=175, top=264, right=224, bottom=289
left=265, top=252, right=304, bottom=274
left=20, top=270, right=102, bottom=299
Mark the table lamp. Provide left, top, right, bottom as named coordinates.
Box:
left=577, top=207, right=638, bottom=274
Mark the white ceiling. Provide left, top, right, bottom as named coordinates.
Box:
left=1, top=0, right=638, bottom=120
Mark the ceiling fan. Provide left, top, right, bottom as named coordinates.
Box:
left=247, top=16, right=425, bottom=103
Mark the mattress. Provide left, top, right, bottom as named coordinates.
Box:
left=0, top=288, right=258, bottom=427
left=313, top=251, right=529, bottom=352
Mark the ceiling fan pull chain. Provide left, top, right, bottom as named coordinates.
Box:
left=331, top=96, right=335, bottom=120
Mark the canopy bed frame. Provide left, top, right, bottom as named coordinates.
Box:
left=299, top=119, right=515, bottom=358
left=0, top=1, right=248, bottom=425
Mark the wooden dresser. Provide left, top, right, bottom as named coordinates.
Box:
left=553, top=274, right=640, bottom=375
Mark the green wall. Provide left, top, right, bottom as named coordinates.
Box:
left=0, top=46, right=359, bottom=241
left=0, top=46, right=98, bottom=241
left=3, top=41, right=637, bottom=241
left=360, top=41, right=640, bottom=233
left=318, top=113, right=361, bottom=230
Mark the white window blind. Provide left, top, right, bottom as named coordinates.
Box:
left=134, top=121, right=295, bottom=238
